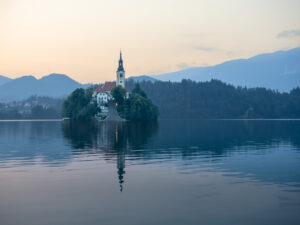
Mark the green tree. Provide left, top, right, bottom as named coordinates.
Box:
left=111, top=86, right=127, bottom=117
left=111, top=86, right=126, bottom=106
left=125, top=79, right=300, bottom=119
left=31, top=105, right=59, bottom=119
left=111, top=83, right=159, bottom=121
left=125, top=93, right=159, bottom=121
left=132, top=83, right=147, bottom=98
left=62, top=88, right=98, bottom=120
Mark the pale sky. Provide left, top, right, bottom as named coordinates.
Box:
left=0, top=0, right=300, bottom=83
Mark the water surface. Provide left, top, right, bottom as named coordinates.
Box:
left=0, top=120, right=300, bottom=225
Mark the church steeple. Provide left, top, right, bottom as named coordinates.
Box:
left=116, top=51, right=125, bottom=88
left=117, top=51, right=124, bottom=72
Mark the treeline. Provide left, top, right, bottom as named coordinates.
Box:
left=126, top=79, right=300, bottom=119
left=0, top=96, right=63, bottom=119
left=1, top=80, right=299, bottom=119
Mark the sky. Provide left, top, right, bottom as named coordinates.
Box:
left=0, top=0, right=300, bottom=84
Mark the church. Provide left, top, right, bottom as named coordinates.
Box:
left=93, top=51, right=127, bottom=115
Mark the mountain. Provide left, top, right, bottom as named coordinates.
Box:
left=0, top=75, right=12, bottom=86
left=153, top=47, right=300, bottom=92
left=0, top=73, right=84, bottom=102
left=127, top=75, right=157, bottom=83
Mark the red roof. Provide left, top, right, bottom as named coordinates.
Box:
left=95, top=82, right=116, bottom=93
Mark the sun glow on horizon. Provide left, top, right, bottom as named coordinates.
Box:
left=0, top=0, right=300, bottom=83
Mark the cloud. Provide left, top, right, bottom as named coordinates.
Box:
left=146, top=70, right=164, bottom=75
left=276, top=29, right=300, bottom=38
left=176, top=62, right=208, bottom=70
left=176, top=62, right=191, bottom=70
left=226, top=51, right=234, bottom=56
left=193, top=46, right=235, bottom=56
left=194, top=46, right=217, bottom=51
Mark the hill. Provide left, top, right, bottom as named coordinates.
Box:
left=153, top=47, right=300, bottom=92
left=126, top=79, right=300, bottom=119
left=0, top=75, right=12, bottom=86
left=0, top=96, right=63, bottom=119
left=127, top=75, right=157, bottom=83
left=0, top=73, right=84, bottom=102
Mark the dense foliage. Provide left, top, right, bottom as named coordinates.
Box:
left=111, top=84, right=159, bottom=121
left=111, top=86, right=126, bottom=106
left=62, top=88, right=98, bottom=120
left=126, top=79, right=300, bottom=119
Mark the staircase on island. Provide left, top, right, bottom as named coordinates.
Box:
left=103, top=102, right=125, bottom=121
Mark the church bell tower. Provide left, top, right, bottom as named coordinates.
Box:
left=116, top=51, right=125, bottom=88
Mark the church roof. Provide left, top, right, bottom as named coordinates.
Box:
left=95, top=81, right=116, bottom=93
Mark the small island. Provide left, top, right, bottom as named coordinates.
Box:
left=62, top=52, right=158, bottom=121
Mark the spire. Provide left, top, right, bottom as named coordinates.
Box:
left=117, top=50, right=124, bottom=72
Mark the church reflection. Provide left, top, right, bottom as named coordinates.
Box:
left=117, top=152, right=125, bottom=192
left=0, top=120, right=299, bottom=189
left=61, top=119, right=300, bottom=190
left=61, top=121, right=158, bottom=191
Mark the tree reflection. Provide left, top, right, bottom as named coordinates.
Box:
left=61, top=120, right=158, bottom=191
left=61, top=119, right=300, bottom=190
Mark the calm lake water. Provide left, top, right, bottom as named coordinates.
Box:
left=0, top=120, right=300, bottom=225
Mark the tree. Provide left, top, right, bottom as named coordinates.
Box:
left=62, top=88, right=98, bottom=120
left=125, top=79, right=300, bottom=119
left=111, top=83, right=159, bottom=121
left=111, top=86, right=126, bottom=106
left=31, top=105, right=59, bottom=119
left=132, top=83, right=147, bottom=98
left=125, top=83, right=158, bottom=121
left=125, top=93, right=159, bottom=121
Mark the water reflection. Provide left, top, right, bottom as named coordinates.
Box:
left=1, top=120, right=300, bottom=189
left=60, top=120, right=300, bottom=189
left=61, top=121, right=159, bottom=151
left=1, top=120, right=300, bottom=225
left=62, top=121, right=158, bottom=191
left=61, top=120, right=300, bottom=156
left=0, top=121, right=72, bottom=166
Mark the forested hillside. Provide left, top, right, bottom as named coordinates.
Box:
left=0, top=96, right=63, bottom=119
left=126, top=79, right=300, bottom=119
left=1, top=80, right=299, bottom=119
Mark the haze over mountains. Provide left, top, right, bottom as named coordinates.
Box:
left=153, top=47, right=300, bottom=92
left=127, top=75, right=157, bottom=83
left=0, top=74, right=84, bottom=102
left=0, top=47, right=299, bottom=102
left=0, top=75, right=12, bottom=86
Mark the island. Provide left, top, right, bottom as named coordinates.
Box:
left=62, top=52, right=158, bottom=121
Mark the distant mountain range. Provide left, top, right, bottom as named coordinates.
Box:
left=0, top=75, right=12, bottom=86
left=152, top=47, right=300, bottom=92
left=127, top=75, right=157, bottom=83
left=0, top=47, right=299, bottom=102
left=0, top=73, right=157, bottom=102
left=0, top=74, right=86, bottom=102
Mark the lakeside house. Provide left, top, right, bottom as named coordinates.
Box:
left=92, top=51, right=128, bottom=117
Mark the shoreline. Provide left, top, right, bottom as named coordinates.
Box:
left=0, top=118, right=300, bottom=122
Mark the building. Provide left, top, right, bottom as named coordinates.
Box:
left=116, top=51, right=125, bottom=88
left=93, top=51, right=127, bottom=115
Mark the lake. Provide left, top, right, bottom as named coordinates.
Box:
left=0, top=120, right=300, bottom=225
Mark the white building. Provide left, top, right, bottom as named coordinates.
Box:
left=93, top=51, right=127, bottom=115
